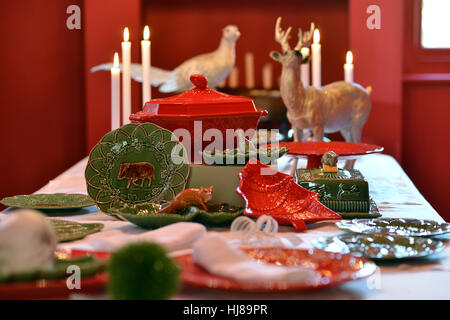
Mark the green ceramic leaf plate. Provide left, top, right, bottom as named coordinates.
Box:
left=313, top=233, right=445, bottom=260
left=337, top=199, right=382, bottom=219
left=187, top=203, right=245, bottom=227
left=201, top=147, right=289, bottom=166
left=337, top=217, right=450, bottom=237
left=85, top=123, right=190, bottom=214
left=109, top=203, right=244, bottom=229
left=0, top=255, right=104, bottom=283
left=49, top=219, right=104, bottom=242
left=0, top=193, right=96, bottom=211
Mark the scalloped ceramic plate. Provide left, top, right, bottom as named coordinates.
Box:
left=49, top=219, right=104, bottom=242
left=0, top=255, right=104, bottom=283
left=85, top=123, right=189, bottom=213
left=0, top=250, right=108, bottom=299
left=313, top=233, right=445, bottom=260
left=110, top=203, right=243, bottom=229
left=337, top=218, right=450, bottom=237
left=0, top=193, right=96, bottom=211
left=175, top=247, right=376, bottom=292
left=236, top=160, right=341, bottom=230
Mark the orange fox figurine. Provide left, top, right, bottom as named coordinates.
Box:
left=158, top=187, right=213, bottom=214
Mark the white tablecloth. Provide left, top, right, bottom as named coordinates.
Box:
left=3, top=154, right=450, bottom=299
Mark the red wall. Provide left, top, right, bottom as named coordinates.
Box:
left=349, top=0, right=404, bottom=161
left=0, top=1, right=86, bottom=202
left=402, top=82, right=450, bottom=218
left=84, top=0, right=142, bottom=152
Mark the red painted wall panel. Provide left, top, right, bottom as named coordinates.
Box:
left=84, top=0, right=142, bottom=151
left=402, top=83, right=450, bottom=220
left=0, top=1, right=85, bottom=201
left=349, top=0, right=404, bottom=161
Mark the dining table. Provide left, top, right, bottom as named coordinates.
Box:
left=2, top=153, right=449, bottom=300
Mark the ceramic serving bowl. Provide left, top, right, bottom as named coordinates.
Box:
left=130, top=75, right=268, bottom=162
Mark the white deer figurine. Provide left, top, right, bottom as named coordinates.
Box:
left=270, top=17, right=372, bottom=171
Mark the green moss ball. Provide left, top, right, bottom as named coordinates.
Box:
left=107, top=242, right=180, bottom=300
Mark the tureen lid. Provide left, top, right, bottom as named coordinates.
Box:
left=138, top=74, right=259, bottom=116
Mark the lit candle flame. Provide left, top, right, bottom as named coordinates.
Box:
left=346, top=51, right=353, bottom=64
left=300, top=47, right=310, bottom=57
left=313, top=29, right=320, bottom=44
left=123, top=27, right=129, bottom=42
left=113, top=52, right=119, bottom=68
left=143, top=26, right=150, bottom=40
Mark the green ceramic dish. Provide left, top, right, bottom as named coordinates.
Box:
left=201, top=147, right=288, bottom=166
left=0, top=255, right=104, bottom=283
left=85, top=123, right=190, bottom=213
left=110, top=203, right=243, bottom=229
left=49, top=219, right=104, bottom=242
left=337, top=217, right=450, bottom=237
left=313, top=233, right=445, bottom=260
left=0, top=193, right=96, bottom=211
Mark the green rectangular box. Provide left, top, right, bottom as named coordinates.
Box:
left=295, top=168, right=370, bottom=212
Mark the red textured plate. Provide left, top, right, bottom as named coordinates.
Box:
left=267, top=141, right=384, bottom=168
left=0, top=250, right=109, bottom=300
left=175, top=247, right=376, bottom=292
left=236, top=160, right=341, bottom=230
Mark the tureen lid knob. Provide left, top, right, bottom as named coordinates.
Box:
left=190, top=74, right=208, bottom=90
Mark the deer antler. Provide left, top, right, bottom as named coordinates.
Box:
left=294, top=22, right=315, bottom=51
left=275, top=17, right=292, bottom=53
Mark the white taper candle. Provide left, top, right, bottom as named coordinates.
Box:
left=344, top=50, right=354, bottom=83
left=262, top=63, right=273, bottom=89
left=122, top=27, right=131, bottom=125
left=300, top=47, right=310, bottom=87
left=111, top=53, right=120, bottom=131
left=245, top=52, right=255, bottom=89
left=141, top=26, right=151, bottom=106
left=311, top=29, right=321, bottom=88
left=229, top=67, right=239, bottom=89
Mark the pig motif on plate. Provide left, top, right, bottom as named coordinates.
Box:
left=117, top=162, right=155, bottom=189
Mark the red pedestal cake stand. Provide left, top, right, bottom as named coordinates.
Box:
left=271, top=141, right=384, bottom=168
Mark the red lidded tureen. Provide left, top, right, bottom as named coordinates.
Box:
left=130, top=74, right=268, bottom=162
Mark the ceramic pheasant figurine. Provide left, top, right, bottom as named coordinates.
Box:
left=91, top=25, right=240, bottom=93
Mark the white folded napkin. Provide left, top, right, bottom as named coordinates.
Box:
left=89, top=222, right=206, bottom=252
left=193, top=233, right=318, bottom=284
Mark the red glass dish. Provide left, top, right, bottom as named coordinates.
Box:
left=0, top=250, right=109, bottom=300
left=175, top=247, right=376, bottom=293
left=236, top=160, right=341, bottom=230
left=130, top=75, right=268, bottom=162
left=267, top=141, right=384, bottom=168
